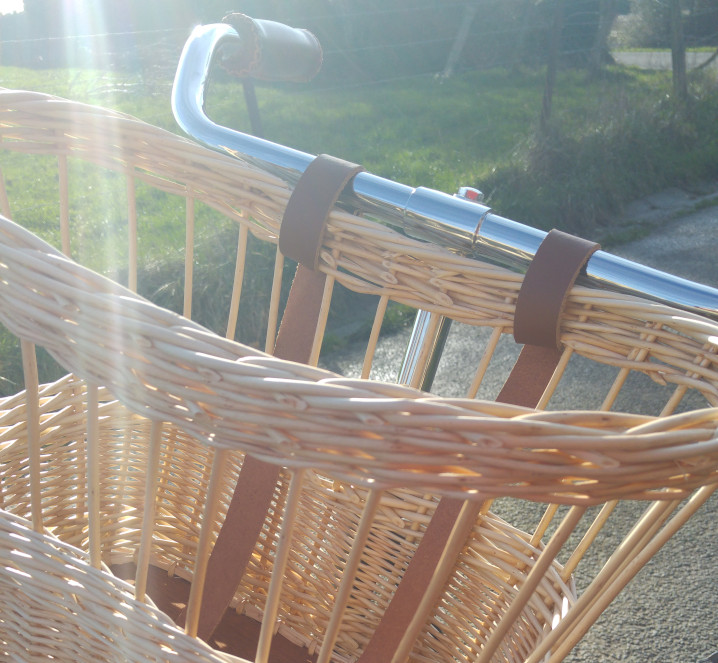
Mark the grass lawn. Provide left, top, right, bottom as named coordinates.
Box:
left=4, top=62, right=716, bottom=232
left=2, top=63, right=551, bottom=190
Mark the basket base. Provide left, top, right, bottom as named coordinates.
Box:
left=111, top=564, right=317, bottom=663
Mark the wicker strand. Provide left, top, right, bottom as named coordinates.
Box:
left=58, top=154, right=71, bottom=258
left=265, top=245, right=284, bottom=354
left=134, top=420, right=163, bottom=602
left=309, top=266, right=336, bottom=367
left=361, top=294, right=389, bottom=379
left=561, top=500, right=616, bottom=580
left=256, top=469, right=306, bottom=663
left=315, top=488, right=381, bottom=663
left=127, top=174, right=138, bottom=293
left=226, top=224, right=249, bottom=340
left=477, top=506, right=586, bottom=663
left=183, top=194, right=195, bottom=317
left=20, top=340, right=42, bottom=532
left=86, top=382, right=101, bottom=569
left=184, top=448, right=230, bottom=638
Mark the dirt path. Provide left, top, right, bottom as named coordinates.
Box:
left=612, top=50, right=718, bottom=70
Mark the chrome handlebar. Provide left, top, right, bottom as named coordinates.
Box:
left=172, top=22, right=718, bottom=321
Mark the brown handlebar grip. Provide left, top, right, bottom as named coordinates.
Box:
left=221, top=13, right=323, bottom=82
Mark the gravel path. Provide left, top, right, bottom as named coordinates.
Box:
left=612, top=50, right=718, bottom=71
left=566, top=185, right=718, bottom=663
left=563, top=187, right=718, bottom=662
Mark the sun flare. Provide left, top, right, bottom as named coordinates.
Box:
left=0, top=0, right=23, bottom=16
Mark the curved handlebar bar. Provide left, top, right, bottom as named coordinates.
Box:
left=172, top=21, right=718, bottom=321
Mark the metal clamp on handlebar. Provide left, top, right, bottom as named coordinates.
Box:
left=219, top=13, right=322, bottom=83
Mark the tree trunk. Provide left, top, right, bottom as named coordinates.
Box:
left=540, top=0, right=565, bottom=133
left=670, top=0, right=688, bottom=104
left=441, top=0, right=482, bottom=78
left=589, top=0, right=618, bottom=75
left=512, top=0, right=536, bottom=72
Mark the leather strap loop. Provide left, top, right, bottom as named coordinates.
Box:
left=513, top=229, right=599, bottom=349
left=279, top=154, right=363, bottom=269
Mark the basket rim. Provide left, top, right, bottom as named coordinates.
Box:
left=0, top=212, right=716, bottom=504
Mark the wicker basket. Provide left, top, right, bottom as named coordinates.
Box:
left=0, top=89, right=716, bottom=663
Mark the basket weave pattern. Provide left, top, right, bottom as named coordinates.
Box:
left=0, top=89, right=716, bottom=663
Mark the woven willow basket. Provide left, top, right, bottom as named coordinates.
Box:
left=0, top=89, right=717, bottom=663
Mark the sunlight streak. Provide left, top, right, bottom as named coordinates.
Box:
left=0, top=1, right=23, bottom=16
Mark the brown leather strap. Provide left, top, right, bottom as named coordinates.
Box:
left=279, top=154, right=363, bottom=269
left=495, top=343, right=563, bottom=408
left=357, top=496, right=468, bottom=663
left=195, top=457, right=281, bottom=640
left=221, top=13, right=323, bottom=83
left=273, top=265, right=328, bottom=361
left=358, top=230, right=599, bottom=663
left=195, top=268, right=325, bottom=640
left=498, top=229, right=599, bottom=407
left=195, top=154, right=362, bottom=643
left=513, top=229, right=599, bottom=349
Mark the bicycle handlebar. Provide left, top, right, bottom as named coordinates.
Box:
left=172, top=21, right=718, bottom=322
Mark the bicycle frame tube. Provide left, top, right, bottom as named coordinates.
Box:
left=172, top=23, right=718, bottom=322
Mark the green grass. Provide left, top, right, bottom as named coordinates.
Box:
left=211, top=67, right=718, bottom=240
left=479, top=67, right=718, bottom=238
left=208, top=68, right=546, bottom=191
left=4, top=62, right=716, bottom=216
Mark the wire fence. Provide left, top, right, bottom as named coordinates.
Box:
left=0, top=5, right=716, bottom=98
left=0, top=16, right=605, bottom=76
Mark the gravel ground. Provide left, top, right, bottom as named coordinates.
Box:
left=322, top=182, right=718, bottom=662
left=563, top=186, right=718, bottom=662
left=612, top=51, right=718, bottom=71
